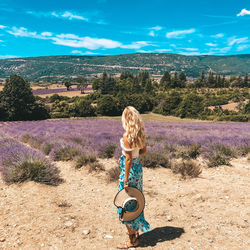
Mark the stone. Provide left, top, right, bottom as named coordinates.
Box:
left=64, top=221, right=73, bottom=227
left=82, top=229, right=90, bottom=235
left=167, top=215, right=173, bottom=221
left=0, top=238, right=6, bottom=242
left=104, top=234, right=113, bottom=239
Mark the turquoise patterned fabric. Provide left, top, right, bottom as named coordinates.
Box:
left=117, top=155, right=150, bottom=232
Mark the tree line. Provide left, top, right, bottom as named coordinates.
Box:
left=0, top=73, right=249, bottom=122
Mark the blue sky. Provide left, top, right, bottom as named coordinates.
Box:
left=0, top=0, right=250, bottom=58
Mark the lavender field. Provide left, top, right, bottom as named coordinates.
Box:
left=0, top=119, right=249, bottom=167
left=0, top=131, right=61, bottom=185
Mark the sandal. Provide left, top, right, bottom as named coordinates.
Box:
left=117, top=233, right=139, bottom=249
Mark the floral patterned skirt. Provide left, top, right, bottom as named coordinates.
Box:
left=117, top=155, right=150, bottom=232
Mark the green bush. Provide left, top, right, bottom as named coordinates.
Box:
left=7, top=160, right=62, bottom=185
left=140, top=152, right=171, bottom=168
left=75, top=154, right=97, bottom=168
left=42, top=142, right=57, bottom=155
left=73, top=98, right=96, bottom=117
left=99, top=144, right=117, bottom=158
left=53, top=146, right=81, bottom=161
left=177, top=144, right=201, bottom=159
left=208, top=153, right=231, bottom=167
left=97, top=95, right=120, bottom=116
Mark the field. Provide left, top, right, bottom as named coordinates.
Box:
left=0, top=117, right=249, bottom=249
left=0, top=84, right=93, bottom=97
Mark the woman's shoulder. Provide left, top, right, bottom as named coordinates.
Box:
left=121, top=134, right=133, bottom=151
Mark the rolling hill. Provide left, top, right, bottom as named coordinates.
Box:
left=0, top=53, right=249, bottom=81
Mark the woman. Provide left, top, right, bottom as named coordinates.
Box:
left=117, top=106, right=150, bottom=249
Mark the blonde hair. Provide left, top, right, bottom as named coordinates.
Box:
left=122, top=106, right=146, bottom=148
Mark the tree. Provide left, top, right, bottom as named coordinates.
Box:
left=138, top=71, right=150, bottom=88
left=97, top=95, right=120, bottom=116
left=162, top=91, right=182, bottom=115
left=64, top=81, right=71, bottom=90
left=207, top=71, right=215, bottom=88
left=99, top=72, right=116, bottom=94
left=1, top=75, right=49, bottom=121
left=179, top=72, right=187, bottom=82
left=243, top=73, right=249, bottom=88
left=74, top=98, right=96, bottom=117
left=120, top=71, right=134, bottom=80
left=77, top=76, right=88, bottom=94
left=177, top=92, right=204, bottom=118
left=160, top=71, right=171, bottom=90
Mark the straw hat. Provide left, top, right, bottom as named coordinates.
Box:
left=114, top=187, right=145, bottom=222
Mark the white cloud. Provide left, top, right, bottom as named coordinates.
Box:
left=155, top=49, right=172, bottom=53
left=209, top=46, right=231, bottom=54
left=0, top=55, right=19, bottom=59
left=211, top=33, right=224, bottom=38
left=53, top=36, right=122, bottom=49
left=72, top=50, right=98, bottom=55
left=149, top=30, right=155, bottom=37
left=178, top=48, right=198, bottom=51
left=61, top=11, right=88, bottom=21
left=148, top=26, right=162, bottom=37
left=28, top=10, right=88, bottom=22
left=166, top=28, right=195, bottom=38
left=4, top=26, right=123, bottom=50
left=237, top=9, right=250, bottom=16
left=41, top=32, right=53, bottom=37
left=206, top=43, right=217, bottom=47
left=121, top=41, right=149, bottom=49
left=151, top=26, right=162, bottom=31
left=0, top=25, right=6, bottom=29
left=178, top=52, right=202, bottom=56
left=136, top=50, right=153, bottom=53
left=228, top=37, right=248, bottom=46
left=237, top=44, right=250, bottom=51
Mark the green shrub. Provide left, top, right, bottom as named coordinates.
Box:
left=73, top=99, right=96, bottom=117
left=214, top=145, right=236, bottom=157
left=7, top=160, right=62, bottom=185
left=42, top=142, right=57, bottom=155
left=207, top=153, right=231, bottom=167
left=99, top=144, right=117, bottom=158
left=238, top=145, right=250, bottom=156
left=75, top=154, right=97, bottom=168
left=140, top=152, right=171, bottom=168
left=53, top=146, right=81, bottom=161
left=171, top=160, right=202, bottom=178
left=21, top=134, right=32, bottom=143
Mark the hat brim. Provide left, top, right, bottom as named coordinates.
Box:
left=114, top=187, right=145, bottom=222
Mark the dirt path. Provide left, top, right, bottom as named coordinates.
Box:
left=0, top=157, right=249, bottom=249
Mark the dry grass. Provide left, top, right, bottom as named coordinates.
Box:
left=171, top=160, right=202, bottom=178
left=37, top=90, right=93, bottom=98
left=106, top=166, right=120, bottom=182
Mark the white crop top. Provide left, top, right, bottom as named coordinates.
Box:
left=120, top=138, right=140, bottom=158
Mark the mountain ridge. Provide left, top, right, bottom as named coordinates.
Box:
left=0, top=53, right=249, bottom=81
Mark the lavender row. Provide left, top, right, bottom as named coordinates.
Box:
left=0, top=132, right=61, bottom=185
left=1, top=119, right=249, bottom=162
left=32, top=87, right=92, bottom=95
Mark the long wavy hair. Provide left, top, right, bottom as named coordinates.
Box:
left=122, top=106, right=146, bottom=148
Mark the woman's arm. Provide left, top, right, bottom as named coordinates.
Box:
left=123, top=134, right=132, bottom=191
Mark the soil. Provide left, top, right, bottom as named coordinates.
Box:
left=0, top=157, right=249, bottom=250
